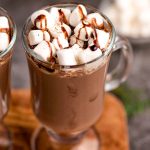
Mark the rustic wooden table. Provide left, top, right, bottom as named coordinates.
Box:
left=3, top=90, right=129, bottom=150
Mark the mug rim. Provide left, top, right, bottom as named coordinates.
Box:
left=0, top=7, right=17, bottom=58
left=22, top=3, right=116, bottom=69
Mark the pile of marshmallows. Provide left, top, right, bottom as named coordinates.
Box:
left=28, top=4, right=110, bottom=66
left=0, top=16, right=10, bottom=52
left=103, top=0, right=150, bottom=38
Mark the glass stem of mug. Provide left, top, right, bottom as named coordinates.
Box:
left=47, top=130, right=87, bottom=145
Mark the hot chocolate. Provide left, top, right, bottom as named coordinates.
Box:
left=23, top=4, right=112, bottom=136
left=27, top=55, right=110, bottom=134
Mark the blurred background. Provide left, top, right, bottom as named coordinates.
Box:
left=0, top=0, right=150, bottom=150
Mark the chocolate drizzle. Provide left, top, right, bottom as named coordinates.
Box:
left=46, top=42, right=57, bottom=66
left=46, top=29, right=52, bottom=42
left=43, top=31, right=46, bottom=41
left=61, top=26, right=68, bottom=38
left=58, top=9, right=68, bottom=24
left=30, top=45, right=36, bottom=49
left=42, top=30, right=51, bottom=42
left=90, top=32, right=95, bottom=39
left=35, top=15, right=47, bottom=29
left=91, top=18, right=104, bottom=29
left=0, top=28, right=10, bottom=34
left=91, top=18, right=97, bottom=27
left=78, top=5, right=86, bottom=19
left=93, top=29, right=100, bottom=48
left=103, top=21, right=110, bottom=33
left=89, top=45, right=97, bottom=51
left=77, top=21, right=91, bottom=40
left=57, top=38, right=62, bottom=49
left=77, top=26, right=82, bottom=39
left=31, top=25, right=38, bottom=30
left=83, top=41, right=88, bottom=49
left=85, top=27, right=88, bottom=40
left=46, top=41, right=52, bottom=60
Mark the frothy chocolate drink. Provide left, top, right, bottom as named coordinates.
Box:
left=24, top=4, right=113, bottom=135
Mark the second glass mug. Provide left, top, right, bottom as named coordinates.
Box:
left=23, top=3, right=133, bottom=150
left=0, top=7, right=17, bottom=149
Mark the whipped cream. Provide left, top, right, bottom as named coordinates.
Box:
left=27, top=4, right=111, bottom=66
left=0, top=16, right=10, bottom=52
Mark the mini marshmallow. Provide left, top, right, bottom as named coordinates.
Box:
left=57, top=48, right=77, bottom=66
left=71, top=44, right=83, bottom=61
left=74, top=21, right=93, bottom=41
left=31, top=10, right=55, bottom=30
left=28, top=30, right=43, bottom=46
left=70, top=35, right=84, bottom=47
left=50, top=22, right=71, bottom=38
left=52, top=34, right=69, bottom=50
left=78, top=47, right=102, bottom=64
left=62, top=23, right=71, bottom=37
left=43, top=31, right=51, bottom=42
left=87, top=13, right=103, bottom=28
left=0, top=16, right=9, bottom=29
left=49, top=22, right=62, bottom=38
left=95, top=29, right=110, bottom=50
left=33, top=41, right=56, bottom=61
left=52, top=39, right=60, bottom=50
left=50, top=7, right=71, bottom=24
left=0, top=32, right=9, bottom=51
left=69, top=4, right=87, bottom=27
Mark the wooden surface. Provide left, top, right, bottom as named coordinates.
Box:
left=3, top=89, right=129, bottom=150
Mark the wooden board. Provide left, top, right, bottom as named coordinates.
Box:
left=3, top=90, right=129, bottom=150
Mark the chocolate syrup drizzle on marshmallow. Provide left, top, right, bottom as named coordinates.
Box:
left=61, top=26, right=69, bottom=38
left=77, top=21, right=92, bottom=40
left=35, top=15, right=47, bottom=29
left=78, top=5, right=86, bottom=19
left=58, top=9, right=68, bottom=24
left=46, top=41, right=53, bottom=60
left=57, top=38, right=63, bottom=49
left=0, top=28, right=10, bottom=34
left=90, top=45, right=98, bottom=51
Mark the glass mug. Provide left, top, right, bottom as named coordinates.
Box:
left=0, top=7, right=17, bottom=149
left=23, top=3, right=133, bottom=150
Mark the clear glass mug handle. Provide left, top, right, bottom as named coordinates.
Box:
left=105, top=35, right=133, bottom=91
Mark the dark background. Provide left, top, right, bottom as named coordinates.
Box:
left=1, top=0, right=150, bottom=150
